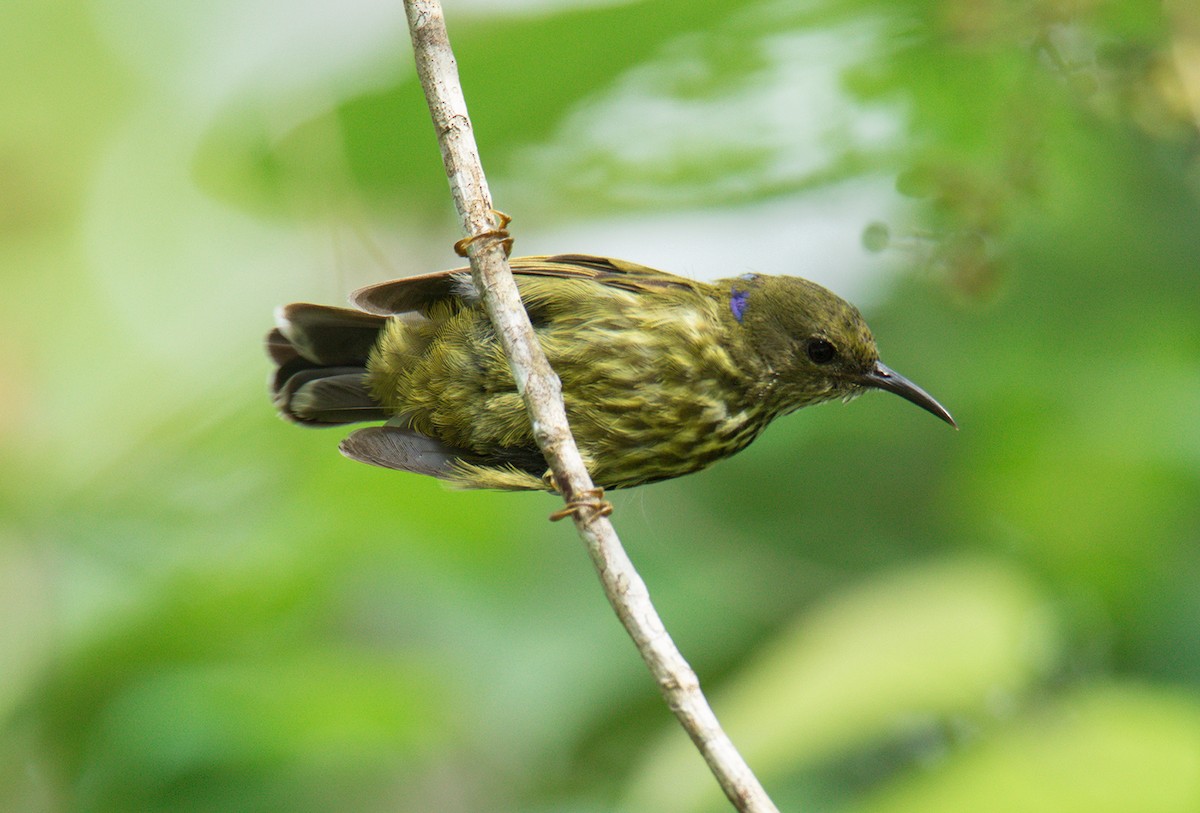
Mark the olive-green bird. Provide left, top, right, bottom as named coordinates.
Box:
left=267, top=254, right=954, bottom=491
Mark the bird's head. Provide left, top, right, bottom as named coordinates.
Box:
left=730, top=274, right=955, bottom=427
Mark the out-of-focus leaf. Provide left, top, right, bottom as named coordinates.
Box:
left=850, top=685, right=1200, bottom=813
left=624, top=558, right=1058, bottom=813
left=74, top=654, right=445, bottom=813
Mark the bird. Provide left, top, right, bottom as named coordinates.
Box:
left=267, top=253, right=954, bottom=492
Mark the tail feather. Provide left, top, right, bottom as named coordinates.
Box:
left=276, top=303, right=385, bottom=365
left=267, top=304, right=389, bottom=425
left=269, top=301, right=552, bottom=488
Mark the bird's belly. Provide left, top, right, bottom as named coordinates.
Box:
left=570, top=384, right=767, bottom=489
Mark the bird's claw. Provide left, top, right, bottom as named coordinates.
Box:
left=454, top=209, right=513, bottom=258
left=548, top=487, right=613, bottom=522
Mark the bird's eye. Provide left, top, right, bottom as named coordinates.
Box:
left=806, top=338, right=837, bottom=364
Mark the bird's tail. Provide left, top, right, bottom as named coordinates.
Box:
left=267, top=303, right=390, bottom=425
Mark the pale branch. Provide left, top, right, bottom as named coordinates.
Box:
left=400, top=3, right=781, bottom=811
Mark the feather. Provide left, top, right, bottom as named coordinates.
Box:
left=276, top=303, right=385, bottom=365
left=350, top=254, right=695, bottom=316
left=339, top=426, right=457, bottom=477
left=268, top=305, right=388, bottom=425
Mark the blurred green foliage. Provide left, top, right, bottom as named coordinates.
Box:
left=2, top=0, right=1199, bottom=811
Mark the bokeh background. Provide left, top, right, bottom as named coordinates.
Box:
left=3, top=1, right=1200, bottom=811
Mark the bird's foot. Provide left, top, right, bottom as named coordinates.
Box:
left=548, top=487, right=613, bottom=523
left=454, top=209, right=513, bottom=258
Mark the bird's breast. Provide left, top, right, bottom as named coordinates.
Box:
left=550, top=309, right=773, bottom=488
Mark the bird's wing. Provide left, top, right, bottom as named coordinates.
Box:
left=339, top=426, right=458, bottom=476
left=350, top=254, right=695, bottom=316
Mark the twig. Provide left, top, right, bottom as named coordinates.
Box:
left=401, top=3, right=781, bottom=811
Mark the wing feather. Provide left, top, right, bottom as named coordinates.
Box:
left=350, top=254, right=694, bottom=316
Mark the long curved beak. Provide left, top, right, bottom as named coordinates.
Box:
left=862, top=362, right=957, bottom=428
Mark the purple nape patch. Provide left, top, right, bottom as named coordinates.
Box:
left=730, top=289, right=750, bottom=323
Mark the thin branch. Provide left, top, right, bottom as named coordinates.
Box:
left=401, top=3, right=780, bottom=811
